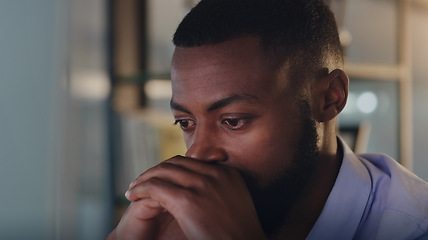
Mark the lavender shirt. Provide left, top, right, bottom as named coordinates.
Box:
left=307, top=139, right=428, bottom=240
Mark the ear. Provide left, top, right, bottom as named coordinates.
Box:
left=311, top=69, right=349, bottom=122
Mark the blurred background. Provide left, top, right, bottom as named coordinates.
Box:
left=0, top=0, right=427, bottom=239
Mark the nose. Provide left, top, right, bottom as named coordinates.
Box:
left=184, top=128, right=227, bottom=163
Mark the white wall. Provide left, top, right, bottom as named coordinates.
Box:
left=0, top=0, right=112, bottom=239
left=0, top=0, right=66, bottom=238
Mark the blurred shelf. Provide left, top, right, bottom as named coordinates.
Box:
left=344, top=62, right=404, bottom=81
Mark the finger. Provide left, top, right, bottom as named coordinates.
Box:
left=126, top=176, right=191, bottom=217
left=129, top=155, right=187, bottom=189
left=126, top=177, right=182, bottom=202
left=128, top=163, right=209, bottom=198
left=115, top=202, right=167, bottom=240
left=129, top=156, right=239, bottom=191
left=128, top=199, right=166, bottom=221
left=165, top=157, right=235, bottom=177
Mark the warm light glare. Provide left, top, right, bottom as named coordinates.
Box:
left=70, top=71, right=111, bottom=100
left=145, top=79, right=172, bottom=99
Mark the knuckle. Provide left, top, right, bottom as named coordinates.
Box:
left=193, top=176, right=213, bottom=190
left=144, top=177, right=161, bottom=189
left=207, top=166, right=222, bottom=178
left=209, top=165, right=230, bottom=180
left=156, top=162, right=173, bottom=171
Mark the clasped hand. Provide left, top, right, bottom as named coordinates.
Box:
left=108, top=155, right=267, bottom=240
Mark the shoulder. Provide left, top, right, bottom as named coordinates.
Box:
left=309, top=138, right=428, bottom=239
left=356, top=153, right=428, bottom=239
left=357, top=152, right=428, bottom=208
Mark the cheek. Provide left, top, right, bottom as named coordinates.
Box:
left=225, top=125, right=299, bottom=186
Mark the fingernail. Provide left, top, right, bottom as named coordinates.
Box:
left=129, top=181, right=136, bottom=189
left=125, top=190, right=130, bottom=199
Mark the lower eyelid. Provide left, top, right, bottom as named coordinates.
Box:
left=222, top=118, right=251, bottom=129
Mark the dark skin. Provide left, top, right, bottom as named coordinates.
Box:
left=107, top=36, right=348, bottom=240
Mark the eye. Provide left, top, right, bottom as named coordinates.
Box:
left=174, top=119, right=196, bottom=131
left=221, top=118, right=248, bottom=130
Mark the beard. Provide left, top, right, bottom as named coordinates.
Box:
left=241, top=100, right=319, bottom=237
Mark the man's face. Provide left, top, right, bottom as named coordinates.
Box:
left=170, top=36, right=318, bottom=235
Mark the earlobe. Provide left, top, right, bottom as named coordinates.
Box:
left=314, top=69, right=349, bottom=122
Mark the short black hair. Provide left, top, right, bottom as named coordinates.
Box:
left=173, top=0, right=343, bottom=76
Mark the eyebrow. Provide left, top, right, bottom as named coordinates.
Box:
left=170, top=94, right=260, bottom=113
left=170, top=99, right=192, bottom=114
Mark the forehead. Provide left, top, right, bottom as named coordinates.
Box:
left=171, top=37, right=288, bottom=102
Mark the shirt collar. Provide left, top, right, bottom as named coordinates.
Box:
left=306, top=137, right=372, bottom=239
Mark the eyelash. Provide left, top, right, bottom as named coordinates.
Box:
left=174, top=119, right=196, bottom=131
left=221, top=118, right=249, bottom=130
left=173, top=117, right=251, bottom=131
